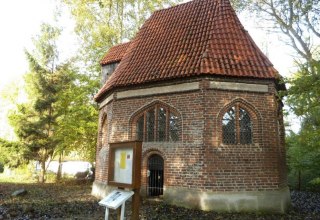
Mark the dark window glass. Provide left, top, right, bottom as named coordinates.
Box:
left=222, top=107, right=236, bottom=144
left=158, top=108, right=167, bottom=142
left=239, top=108, right=252, bottom=144
left=147, top=109, right=155, bottom=142
left=136, top=116, right=144, bottom=141
left=222, top=105, right=253, bottom=145
left=135, top=105, right=180, bottom=142
left=169, top=113, right=179, bottom=142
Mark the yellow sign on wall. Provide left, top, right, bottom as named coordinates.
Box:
left=120, top=152, right=126, bottom=169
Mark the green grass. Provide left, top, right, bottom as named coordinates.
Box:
left=0, top=173, right=35, bottom=184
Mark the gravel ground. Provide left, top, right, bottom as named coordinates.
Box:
left=0, top=182, right=320, bottom=220
left=291, top=191, right=320, bottom=213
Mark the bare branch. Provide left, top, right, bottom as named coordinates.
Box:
left=305, top=14, right=320, bottom=38
left=255, top=0, right=315, bottom=63
left=285, top=29, right=309, bottom=60
left=288, top=0, right=294, bottom=26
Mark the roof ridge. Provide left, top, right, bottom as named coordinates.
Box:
left=153, top=0, right=194, bottom=14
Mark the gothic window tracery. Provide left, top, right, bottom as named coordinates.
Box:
left=222, top=104, right=253, bottom=144
left=134, top=104, right=180, bottom=142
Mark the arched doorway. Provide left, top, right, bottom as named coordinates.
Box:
left=147, top=154, right=164, bottom=196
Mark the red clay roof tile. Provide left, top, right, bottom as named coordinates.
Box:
left=100, top=42, right=131, bottom=65
left=95, top=0, right=279, bottom=101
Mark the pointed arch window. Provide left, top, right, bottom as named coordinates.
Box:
left=222, top=104, right=252, bottom=144
left=134, top=104, right=180, bottom=142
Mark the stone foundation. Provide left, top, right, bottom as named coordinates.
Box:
left=92, top=181, right=116, bottom=198
left=164, top=187, right=291, bottom=213
left=93, top=182, right=291, bottom=213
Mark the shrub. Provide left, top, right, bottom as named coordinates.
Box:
left=0, top=163, right=4, bottom=173
left=308, top=178, right=320, bottom=192
left=0, top=163, right=35, bottom=183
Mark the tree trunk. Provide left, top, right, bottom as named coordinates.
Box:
left=39, top=160, right=46, bottom=183
left=298, top=170, right=301, bottom=191
left=56, top=153, right=63, bottom=182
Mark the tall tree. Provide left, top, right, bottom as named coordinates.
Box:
left=250, top=0, right=319, bottom=69
left=10, top=23, right=65, bottom=183
left=247, top=0, right=320, bottom=189
left=285, top=62, right=320, bottom=190
left=47, top=64, right=99, bottom=182
left=10, top=23, right=100, bottom=182
left=53, top=65, right=98, bottom=180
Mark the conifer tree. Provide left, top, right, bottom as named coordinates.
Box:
left=10, top=23, right=64, bottom=183
left=10, top=22, right=99, bottom=182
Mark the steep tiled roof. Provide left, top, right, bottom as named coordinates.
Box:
left=100, top=42, right=131, bottom=65
left=95, top=0, right=279, bottom=101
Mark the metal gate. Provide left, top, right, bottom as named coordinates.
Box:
left=147, top=154, right=164, bottom=196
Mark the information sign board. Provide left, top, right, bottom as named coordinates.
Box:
left=108, top=141, right=142, bottom=188
left=99, top=190, right=134, bottom=210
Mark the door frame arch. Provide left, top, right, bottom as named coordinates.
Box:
left=147, top=153, right=164, bottom=197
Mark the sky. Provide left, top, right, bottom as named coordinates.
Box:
left=0, top=0, right=299, bottom=140
left=0, top=0, right=54, bottom=89
left=0, top=0, right=78, bottom=140
left=0, top=0, right=77, bottom=90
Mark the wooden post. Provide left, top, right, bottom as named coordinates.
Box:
left=131, top=188, right=140, bottom=220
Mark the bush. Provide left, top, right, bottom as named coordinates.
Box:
left=308, top=178, right=320, bottom=192
left=288, top=170, right=304, bottom=190
left=45, top=171, right=57, bottom=183
left=0, top=163, right=35, bottom=183
left=0, top=163, right=4, bottom=173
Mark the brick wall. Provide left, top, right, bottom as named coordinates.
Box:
left=94, top=77, right=287, bottom=192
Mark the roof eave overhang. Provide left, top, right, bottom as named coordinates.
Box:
left=94, top=74, right=283, bottom=103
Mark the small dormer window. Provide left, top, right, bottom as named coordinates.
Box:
left=101, top=62, right=119, bottom=85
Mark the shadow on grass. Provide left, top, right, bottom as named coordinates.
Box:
left=0, top=179, right=105, bottom=219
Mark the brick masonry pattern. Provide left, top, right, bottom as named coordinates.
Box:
left=94, top=77, right=287, bottom=193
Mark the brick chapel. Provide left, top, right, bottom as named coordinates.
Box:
left=93, top=0, right=291, bottom=213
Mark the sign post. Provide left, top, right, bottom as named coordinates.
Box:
left=99, top=141, right=142, bottom=220
left=99, top=189, right=134, bottom=220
